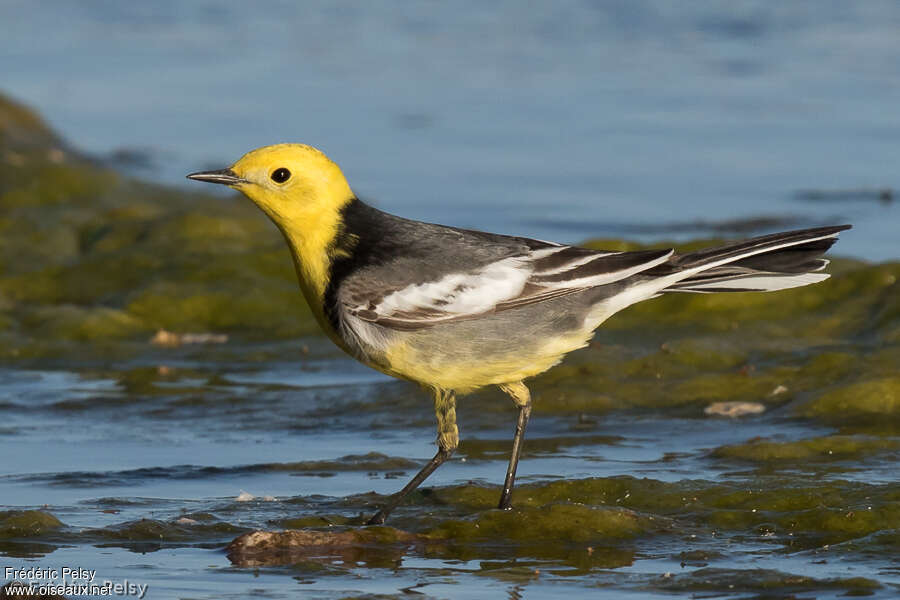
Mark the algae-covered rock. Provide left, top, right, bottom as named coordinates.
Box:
left=424, top=475, right=900, bottom=551
left=712, top=435, right=900, bottom=462
left=657, top=567, right=881, bottom=596
left=21, top=305, right=148, bottom=341
left=0, top=92, right=66, bottom=153
left=801, top=377, right=900, bottom=422
left=214, top=473, right=900, bottom=571
left=426, top=503, right=650, bottom=543
left=431, top=477, right=683, bottom=513
left=226, top=504, right=647, bottom=568
left=0, top=510, right=63, bottom=538
left=88, top=517, right=243, bottom=542
left=0, top=93, right=319, bottom=359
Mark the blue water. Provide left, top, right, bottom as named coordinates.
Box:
left=1, top=0, right=897, bottom=259
left=4, top=353, right=894, bottom=599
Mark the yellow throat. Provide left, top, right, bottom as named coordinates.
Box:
left=226, top=144, right=355, bottom=331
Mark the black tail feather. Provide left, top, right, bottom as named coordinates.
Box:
left=658, top=224, right=850, bottom=294
left=674, top=225, right=850, bottom=270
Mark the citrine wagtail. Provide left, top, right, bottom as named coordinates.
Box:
left=188, top=144, right=850, bottom=524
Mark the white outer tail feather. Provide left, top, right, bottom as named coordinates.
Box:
left=585, top=230, right=842, bottom=328
left=668, top=271, right=830, bottom=293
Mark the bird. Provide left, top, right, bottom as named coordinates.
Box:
left=187, top=143, right=850, bottom=525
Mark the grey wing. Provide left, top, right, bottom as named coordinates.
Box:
left=339, top=231, right=674, bottom=331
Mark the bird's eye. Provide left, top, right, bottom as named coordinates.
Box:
left=270, top=168, right=291, bottom=183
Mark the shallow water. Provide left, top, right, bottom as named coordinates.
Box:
left=1, top=1, right=899, bottom=260
left=2, top=320, right=899, bottom=598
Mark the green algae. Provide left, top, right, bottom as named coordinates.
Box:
left=16, top=470, right=889, bottom=574
left=0, top=93, right=59, bottom=141
left=1, top=163, right=118, bottom=207
left=801, top=377, right=900, bottom=422
left=215, top=472, right=900, bottom=572
left=712, top=435, right=900, bottom=462
left=20, top=305, right=149, bottom=341
left=412, top=475, right=900, bottom=550
left=0, top=94, right=321, bottom=358
left=141, top=211, right=275, bottom=254
left=656, top=567, right=881, bottom=595
left=88, top=518, right=244, bottom=542
left=429, top=477, right=695, bottom=516
left=126, top=281, right=313, bottom=336
left=622, top=338, right=749, bottom=380
left=0, top=511, right=63, bottom=538
left=239, top=504, right=648, bottom=569
left=426, top=503, right=650, bottom=543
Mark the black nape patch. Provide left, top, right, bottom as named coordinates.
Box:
left=323, top=198, right=406, bottom=330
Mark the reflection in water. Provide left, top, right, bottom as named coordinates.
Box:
left=508, top=583, right=525, bottom=600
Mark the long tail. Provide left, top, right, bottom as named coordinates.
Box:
left=656, top=224, right=852, bottom=293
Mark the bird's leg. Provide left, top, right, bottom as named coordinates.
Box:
left=365, top=447, right=451, bottom=525
left=498, top=381, right=532, bottom=510
left=367, top=388, right=457, bottom=525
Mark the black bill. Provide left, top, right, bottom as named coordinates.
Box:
left=186, top=168, right=246, bottom=185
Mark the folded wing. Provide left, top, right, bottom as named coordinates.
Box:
left=346, top=245, right=674, bottom=330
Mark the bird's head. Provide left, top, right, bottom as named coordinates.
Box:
left=187, top=143, right=355, bottom=233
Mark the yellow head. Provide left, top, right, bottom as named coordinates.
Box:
left=188, top=143, right=355, bottom=233
left=187, top=143, right=355, bottom=307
